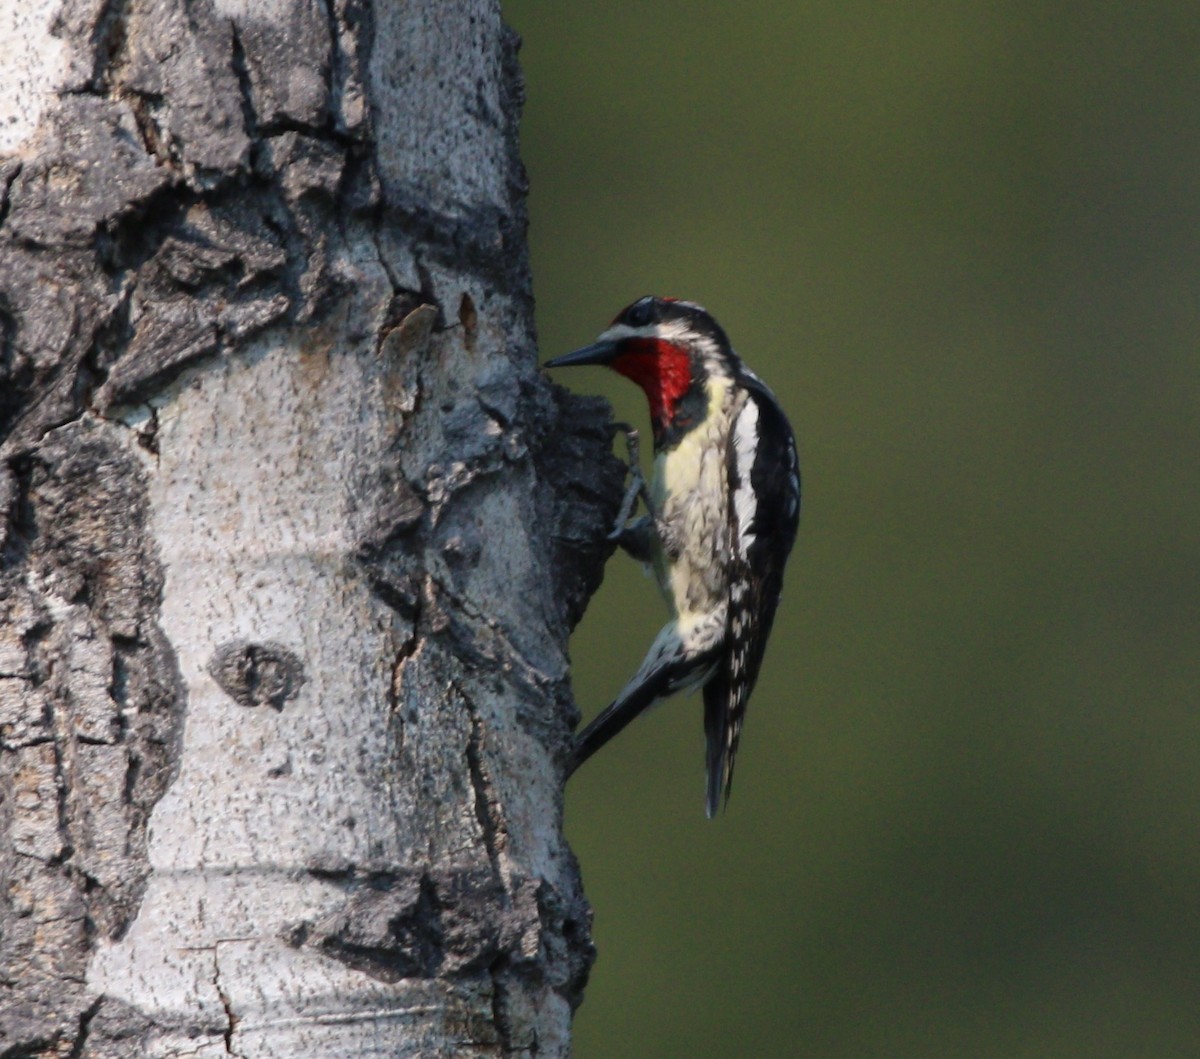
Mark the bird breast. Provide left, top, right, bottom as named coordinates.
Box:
left=650, top=376, right=744, bottom=637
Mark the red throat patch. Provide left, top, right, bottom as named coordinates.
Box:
left=610, top=339, right=692, bottom=432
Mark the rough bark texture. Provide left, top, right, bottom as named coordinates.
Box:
left=0, top=1, right=620, bottom=1054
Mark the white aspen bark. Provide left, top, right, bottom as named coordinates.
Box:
left=0, top=1, right=620, bottom=1055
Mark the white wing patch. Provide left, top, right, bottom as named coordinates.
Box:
left=732, top=397, right=760, bottom=556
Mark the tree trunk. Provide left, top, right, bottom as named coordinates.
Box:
left=0, top=1, right=618, bottom=1054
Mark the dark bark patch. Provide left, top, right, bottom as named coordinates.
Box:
left=229, top=0, right=332, bottom=134
left=0, top=419, right=186, bottom=1048
left=533, top=876, right=596, bottom=1013
left=531, top=387, right=627, bottom=633
left=292, top=866, right=514, bottom=982
left=207, top=640, right=306, bottom=711
left=458, top=291, right=478, bottom=353
left=4, top=96, right=176, bottom=249
left=30, top=422, right=161, bottom=635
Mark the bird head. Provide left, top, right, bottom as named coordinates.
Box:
left=545, top=296, right=738, bottom=443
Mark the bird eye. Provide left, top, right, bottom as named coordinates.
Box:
left=625, top=299, right=656, bottom=328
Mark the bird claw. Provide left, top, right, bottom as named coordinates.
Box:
left=608, top=423, right=653, bottom=540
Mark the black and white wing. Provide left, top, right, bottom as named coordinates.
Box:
left=703, top=374, right=801, bottom=816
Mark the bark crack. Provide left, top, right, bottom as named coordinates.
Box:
left=388, top=598, right=422, bottom=755
left=229, top=25, right=262, bottom=162
left=316, top=0, right=345, bottom=132
left=212, top=946, right=238, bottom=1057
left=67, top=995, right=103, bottom=1059
left=78, top=282, right=137, bottom=418
left=256, top=196, right=307, bottom=323
left=0, top=159, right=21, bottom=229
left=46, top=681, right=76, bottom=868
left=489, top=955, right=516, bottom=1055
left=87, top=0, right=131, bottom=91
left=432, top=574, right=554, bottom=697
left=462, top=687, right=506, bottom=889
left=124, top=89, right=174, bottom=168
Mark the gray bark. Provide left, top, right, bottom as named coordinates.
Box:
left=0, top=1, right=620, bottom=1055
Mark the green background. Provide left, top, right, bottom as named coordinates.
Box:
left=503, top=3, right=1200, bottom=1056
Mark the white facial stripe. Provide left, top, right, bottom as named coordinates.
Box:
left=596, top=318, right=699, bottom=346
left=733, top=398, right=760, bottom=554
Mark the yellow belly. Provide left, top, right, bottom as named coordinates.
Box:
left=649, top=377, right=740, bottom=632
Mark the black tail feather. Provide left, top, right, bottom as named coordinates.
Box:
left=703, top=676, right=731, bottom=818
left=566, top=677, right=664, bottom=779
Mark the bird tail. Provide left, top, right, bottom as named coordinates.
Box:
left=567, top=621, right=716, bottom=779
left=703, top=675, right=732, bottom=818
left=567, top=676, right=664, bottom=778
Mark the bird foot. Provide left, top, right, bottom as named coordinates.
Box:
left=608, top=422, right=653, bottom=541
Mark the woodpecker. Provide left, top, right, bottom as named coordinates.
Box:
left=545, top=295, right=800, bottom=816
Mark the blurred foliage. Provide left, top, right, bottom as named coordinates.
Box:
left=503, top=2, right=1200, bottom=1056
